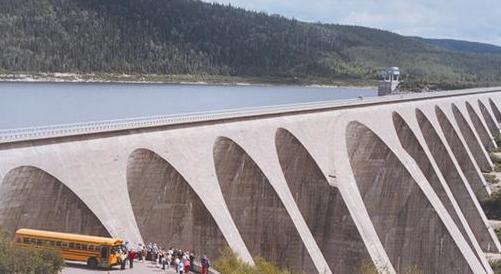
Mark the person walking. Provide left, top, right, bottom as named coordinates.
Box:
left=153, top=243, right=159, bottom=264
left=174, top=256, right=180, bottom=271
left=189, top=253, right=194, bottom=271
left=137, top=244, right=144, bottom=262
left=201, top=255, right=210, bottom=274
left=142, top=246, right=147, bottom=263
left=177, top=259, right=184, bottom=274
left=166, top=251, right=172, bottom=269
left=184, top=258, right=191, bottom=274
left=161, top=249, right=167, bottom=270
left=159, top=248, right=164, bottom=267
left=120, top=250, right=127, bottom=270
left=146, top=243, right=152, bottom=261
left=128, top=249, right=136, bottom=269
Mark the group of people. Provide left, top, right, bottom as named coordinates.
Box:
left=116, top=241, right=211, bottom=274
left=114, top=242, right=137, bottom=270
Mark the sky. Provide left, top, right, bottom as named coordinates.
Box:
left=203, top=0, right=501, bottom=46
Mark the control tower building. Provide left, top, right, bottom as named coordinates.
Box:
left=378, top=67, right=401, bottom=96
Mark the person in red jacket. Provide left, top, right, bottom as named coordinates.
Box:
left=128, top=250, right=137, bottom=269
left=184, top=258, right=191, bottom=273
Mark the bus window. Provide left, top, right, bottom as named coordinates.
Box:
left=56, top=241, right=62, bottom=247
left=36, top=239, right=42, bottom=246
left=111, top=246, right=120, bottom=254
left=100, top=246, right=109, bottom=259
left=50, top=241, right=55, bottom=246
left=61, top=242, right=68, bottom=248
left=69, top=243, right=74, bottom=249
left=23, top=238, right=30, bottom=244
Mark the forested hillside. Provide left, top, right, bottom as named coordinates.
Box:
left=424, top=38, right=501, bottom=55
left=1, top=0, right=501, bottom=87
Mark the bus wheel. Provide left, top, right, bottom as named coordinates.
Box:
left=87, top=257, right=98, bottom=269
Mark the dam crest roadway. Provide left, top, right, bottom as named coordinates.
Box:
left=1, top=87, right=501, bottom=273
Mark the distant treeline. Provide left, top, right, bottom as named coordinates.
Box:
left=2, top=0, right=501, bottom=87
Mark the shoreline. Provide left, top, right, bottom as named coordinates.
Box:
left=0, top=72, right=377, bottom=89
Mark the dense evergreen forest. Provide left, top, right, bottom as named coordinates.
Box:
left=424, top=38, right=501, bottom=55
left=1, top=0, right=501, bottom=87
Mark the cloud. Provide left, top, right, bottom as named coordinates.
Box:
left=203, top=0, right=501, bottom=46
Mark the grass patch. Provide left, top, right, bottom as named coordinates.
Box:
left=214, top=249, right=424, bottom=274
left=481, top=190, right=501, bottom=220
left=488, top=152, right=501, bottom=173
left=491, top=153, right=501, bottom=165
left=496, top=228, right=501, bottom=241
left=491, top=260, right=501, bottom=274
left=358, top=261, right=378, bottom=274
left=485, top=173, right=500, bottom=185
left=357, top=261, right=422, bottom=274
left=213, top=248, right=296, bottom=274
left=495, top=135, right=501, bottom=148
left=405, top=265, right=424, bottom=274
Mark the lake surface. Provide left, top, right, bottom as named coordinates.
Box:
left=0, top=82, right=376, bottom=130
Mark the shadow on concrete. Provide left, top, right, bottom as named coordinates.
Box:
left=275, top=127, right=371, bottom=273
left=0, top=166, right=109, bottom=237
left=346, top=120, right=472, bottom=274
left=437, top=106, right=489, bottom=197
left=126, top=148, right=228, bottom=260
left=417, top=109, right=496, bottom=252
left=213, top=136, right=316, bottom=273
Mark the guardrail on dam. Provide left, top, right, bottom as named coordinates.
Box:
left=1, top=87, right=501, bottom=273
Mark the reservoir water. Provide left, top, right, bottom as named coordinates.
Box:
left=0, top=82, right=376, bottom=130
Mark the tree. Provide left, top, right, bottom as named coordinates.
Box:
left=0, top=231, right=64, bottom=274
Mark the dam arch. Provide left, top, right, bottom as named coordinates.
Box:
left=346, top=121, right=472, bottom=274
left=392, top=112, right=477, bottom=254
left=126, top=148, right=228, bottom=259
left=479, top=100, right=500, bottom=137
left=437, top=106, right=489, bottom=198
left=489, top=98, right=501, bottom=124
left=275, top=128, right=370, bottom=273
left=417, top=109, right=497, bottom=252
left=452, top=103, right=491, bottom=171
left=466, top=102, right=495, bottom=151
left=0, top=166, right=109, bottom=236
left=213, top=136, right=316, bottom=273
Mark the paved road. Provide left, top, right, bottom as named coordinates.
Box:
left=62, top=261, right=177, bottom=274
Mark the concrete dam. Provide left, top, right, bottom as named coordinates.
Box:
left=1, top=87, right=501, bottom=273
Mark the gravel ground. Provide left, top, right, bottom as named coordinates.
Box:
left=62, top=261, right=178, bottom=274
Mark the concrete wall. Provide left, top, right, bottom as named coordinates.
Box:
left=127, top=148, right=229, bottom=260
left=275, top=128, right=371, bottom=273
left=393, top=112, right=486, bottom=266
left=0, top=166, right=109, bottom=237
left=347, top=121, right=472, bottom=274
left=1, top=89, right=501, bottom=273
left=415, top=109, right=495, bottom=255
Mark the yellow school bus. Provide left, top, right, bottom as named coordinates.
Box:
left=14, top=228, right=123, bottom=269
